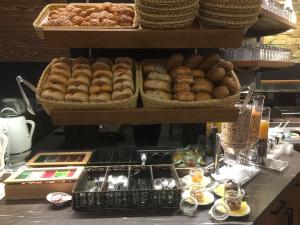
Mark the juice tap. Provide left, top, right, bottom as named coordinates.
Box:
left=213, top=134, right=222, bottom=175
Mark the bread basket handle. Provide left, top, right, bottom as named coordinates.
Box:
left=16, top=76, right=37, bottom=116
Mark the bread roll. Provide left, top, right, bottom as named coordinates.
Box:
left=167, top=53, right=184, bottom=72
left=217, top=59, right=234, bottom=72
left=112, top=63, right=131, bottom=72
left=72, top=63, right=91, bottom=71
left=92, top=61, right=111, bottom=72
left=73, top=57, right=90, bottom=65
left=185, top=54, right=204, bottom=69
left=112, top=88, right=133, bottom=100
left=144, top=79, right=171, bottom=93
left=44, top=82, right=66, bottom=93
left=96, top=57, right=113, bottom=68
left=195, top=92, right=212, bottom=101
left=65, top=91, right=89, bottom=102
left=191, top=69, right=205, bottom=79
left=145, top=90, right=172, bottom=100
left=175, top=75, right=194, bottom=84
left=113, top=69, right=133, bottom=78
left=72, top=68, right=92, bottom=79
left=93, top=69, right=113, bottom=79
left=207, top=67, right=225, bottom=82
left=198, top=53, right=221, bottom=71
left=191, top=78, right=214, bottom=94
left=89, top=92, right=112, bottom=101
left=51, top=62, right=70, bottom=71
left=89, top=84, right=112, bottom=94
left=41, top=89, right=65, bottom=101
left=174, top=82, right=191, bottom=93
left=113, top=80, right=134, bottom=92
left=68, top=76, right=90, bottom=86
left=115, top=57, right=133, bottom=67
left=143, top=63, right=167, bottom=74
left=213, top=85, right=230, bottom=99
left=174, top=66, right=192, bottom=76
left=48, top=74, right=68, bottom=86
left=113, top=74, right=132, bottom=84
left=222, top=76, right=239, bottom=94
left=147, top=72, right=172, bottom=82
left=174, top=91, right=195, bottom=101
left=51, top=68, right=71, bottom=78
left=92, top=77, right=112, bottom=86
left=67, top=84, right=89, bottom=93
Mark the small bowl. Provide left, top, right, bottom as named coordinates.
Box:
left=46, top=192, right=72, bottom=207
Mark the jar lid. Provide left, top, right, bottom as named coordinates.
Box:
left=209, top=202, right=230, bottom=221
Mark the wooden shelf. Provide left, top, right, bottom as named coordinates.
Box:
left=248, top=8, right=297, bottom=37
left=43, top=24, right=244, bottom=49
left=49, top=107, right=239, bottom=125
left=233, top=60, right=294, bottom=71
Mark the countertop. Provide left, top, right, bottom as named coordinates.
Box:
left=0, top=151, right=299, bottom=225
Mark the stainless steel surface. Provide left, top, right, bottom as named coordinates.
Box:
left=16, top=76, right=36, bottom=116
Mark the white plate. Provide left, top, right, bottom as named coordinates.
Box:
left=46, top=192, right=72, bottom=207
left=215, top=199, right=251, bottom=217
left=196, top=192, right=215, bottom=206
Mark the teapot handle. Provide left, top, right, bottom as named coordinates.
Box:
left=25, top=120, right=35, bottom=139
left=0, top=133, right=8, bottom=171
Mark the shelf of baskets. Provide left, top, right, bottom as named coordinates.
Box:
left=247, top=8, right=297, bottom=37
left=49, top=107, right=239, bottom=125
left=233, top=60, right=295, bottom=71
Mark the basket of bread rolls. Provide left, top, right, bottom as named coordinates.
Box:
left=140, top=53, right=240, bottom=108
left=36, top=56, right=139, bottom=114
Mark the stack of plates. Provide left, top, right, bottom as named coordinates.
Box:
left=198, top=0, right=261, bottom=29
left=135, top=0, right=199, bottom=29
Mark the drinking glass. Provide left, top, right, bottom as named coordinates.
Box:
left=259, top=107, right=271, bottom=140
left=224, top=190, right=243, bottom=211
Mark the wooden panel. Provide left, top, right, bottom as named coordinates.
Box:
left=0, top=0, right=68, bottom=62
left=43, top=26, right=244, bottom=49
left=248, top=8, right=297, bottom=37
left=49, top=107, right=239, bottom=125
left=0, top=27, right=69, bottom=62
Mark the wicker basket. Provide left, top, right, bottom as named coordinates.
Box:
left=202, top=0, right=262, bottom=6
left=139, top=59, right=241, bottom=109
left=199, top=2, right=261, bottom=14
left=36, top=59, right=139, bottom=115
left=199, top=15, right=258, bottom=29
left=33, top=3, right=139, bottom=39
left=138, top=10, right=198, bottom=23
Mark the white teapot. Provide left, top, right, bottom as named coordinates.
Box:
left=0, top=108, right=35, bottom=162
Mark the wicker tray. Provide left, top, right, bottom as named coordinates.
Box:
left=36, top=58, right=139, bottom=115
left=140, top=59, right=241, bottom=109
left=33, top=3, right=139, bottom=39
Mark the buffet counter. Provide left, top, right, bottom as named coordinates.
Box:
left=0, top=149, right=299, bottom=225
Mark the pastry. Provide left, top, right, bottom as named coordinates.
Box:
left=51, top=57, right=70, bottom=66
left=115, top=57, right=133, bottom=67
left=44, top=82, right=66, bottom=93
left=112, top=63, right=131, bottom=72
left=50, top=68, right=71, bottom=78
left=191, top=69, right=205, bottom=79
left=174, top=82, right=191, bottom=93
left=48, top=74, right=68, bottom=86
left=72, top=63, right=91, bottom=71
left=68, top=76, right=90, bottom=87
left=89, top=92, right=112, bottom=101
left=92, top=61, right=111, bottom=72
left=65, top=91, right=89, bottom=102
left=113, top=74, right=132, bottom=83
left=143, top=63, right=167, bottom=74
left=191, top=78, right=214, bottom=94
left=174, top=66, right=192, bottom=76
left=222, top=76, right=239, bottom=94
left=96, top=57, right=113, bottom=68
left=51, top=62, right=70, bottom=71
left=113, top=80, right=134, bottom=92
left=41, top=89, right=64, bottom=101
left=144, top=79, right=171, bottom=93
left=93, top=69, right=113, bottom=79
left=218, top=59, right=234, bottom=72
left=112, top=88, right=133, bottom=100
left=67, top=84, right=89, bottom=93
left=72, top=68, right=92, bottom=79
left=73, top=57, right=90, bottom=65
left=89, top=84, right=113, bottom=94
left=174, top=91, right=195, bottom=101
left=207, top=67, right=225, bottom=82
left=92, top=77, right=112, bottom=86
left=184, top=54, right=204, bottom=69
left=167, top=53, right=184, bottom=72
left=212, top=85, right=230, bottom=99
left=175, top=75, right=194, bottom=84
left=145, top=90, right=172, bottom=100
left=195, top=92, right=212, bottom=101
left=198, top=53, right=221, bottom=71
left=113, top=69, right=133, bottom=77
left=147, top=72, right=172, bottom=82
